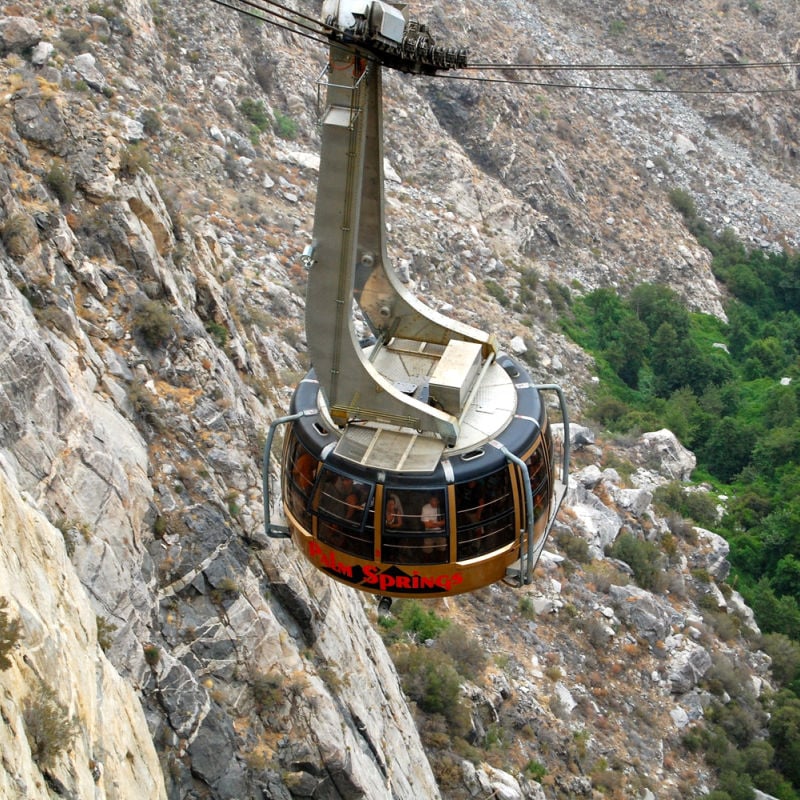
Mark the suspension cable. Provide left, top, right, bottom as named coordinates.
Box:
left=433, top=71, right=800, bottom=95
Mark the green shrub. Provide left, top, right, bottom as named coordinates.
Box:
left=96, top=616, right=117, bottom=653
left=126, top=379, right=160, bottom=427
left=1, top=214, right=38, bottom=260
left=760, top=633, right=800, bottom=687
left=0, top=597, right=21, bottom=670
left=545, top=278, right=571, bottom=313
left=653, top=482, right=718, bottom=526
left=205, top=320, right=229, bottom=347
left=608, top=532, right=668, bottom=592
left=517, top=268, right=539, bottom=305
left=45, top=163, right=75, bottom=205
left=141, top=108, right=162, bottom=136
left=23, top=684, right=78, bottom=767
left=518, top=595, right=536, bottom=619
left=434, top=624, right=487, bottom=680
left=153, top=515, right=167, bottom=537
left=143, top=644, right=161, bottom=666
left=392, top=646, right=470, bottom=736
left=668, top=188, right=697, bottom=221
left=120, top=143, right=151, bottom=175
left=556, top=530, right=591, bottom=563
left=133, top=299, right=175, bottom=348
left=525, top=760, right=547, bottom=781
left=58, top=27, right=89, bottom=53
left=240, top=98, right=270, bottom=131
left=273, top=111, right=298, bottom=140
left=252, top=671, right=285, bottom=709
left=484, top=279, right=510, bottom=307
left=395, top=600, right=450, bottom=642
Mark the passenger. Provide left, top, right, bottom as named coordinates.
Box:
left=461, top=480, right=485, bottom=526
left=385, top=492, right=404, bottom=529
left=420, top=535, right=446, bottom=563
left=292, top=450, right=317, bottom=493
left=338, top=478, right=363, bottom=521
left=421, top=494, right=444, bottom=531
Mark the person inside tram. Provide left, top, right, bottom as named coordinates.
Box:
left=335, top=476, right=363, bottom=521
left=385, top=492, right=404, bottom=529
left=461, top=480, right=485, bottom=527
left=292, top=449, right=317, bottom=493
left=421, top=494, right=444, bottom=531
left=420, top=535, right=446, bottom=563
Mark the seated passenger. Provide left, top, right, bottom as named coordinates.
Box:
left=420, top=535, right=447, bottom=563
left=292, top=450, right=317, bottom=492
left=385, top=493, right=404, bottom=529
left=421, top=494, right=444, bottom=531
left=461, top=480, right=485, bottom=526
left=333, top=476, right=363, bottom=521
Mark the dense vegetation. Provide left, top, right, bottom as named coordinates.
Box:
left=560, top=189, right=800, bottom=799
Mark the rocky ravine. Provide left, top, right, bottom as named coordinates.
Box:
left=0, top=1, right=795, bottom=799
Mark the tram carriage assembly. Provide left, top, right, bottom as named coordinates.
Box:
left=264, top=0, right=569, bottom=598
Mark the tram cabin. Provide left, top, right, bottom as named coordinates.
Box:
left=280, top=354, right=559, bottom=598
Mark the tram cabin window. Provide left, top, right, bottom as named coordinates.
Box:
left=286, top=438, right=317, bottom=530
left=455, top=469, right=516, bottom=560
left=525, top=447, right=551, bottom=521
left=314, top=467, right=374, bottom=557
left=381, top=488, right=448, bottom=564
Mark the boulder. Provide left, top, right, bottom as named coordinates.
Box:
left=668, top=641, right=713, bottom=693
left=690, top=527, right=731, bottom=582
left=0, top=16, right=40, bottom=55
left=631, top=430, right=696, bottom=481
left=609, top=584, right=673, bottom=644
left=72, top=53, right=109, bottom=94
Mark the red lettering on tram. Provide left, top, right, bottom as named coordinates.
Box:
left=307, top=540, right=354, bottom=578
left=307, top=542, right=463, bottom=594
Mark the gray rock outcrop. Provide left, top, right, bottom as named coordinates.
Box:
left=0, top=468, right=167, bottom=800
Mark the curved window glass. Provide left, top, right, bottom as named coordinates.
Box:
left=526, top=435, right=552, bottom=523
left=381, top=488, right=448, bottom=564
left=455, top=468, right=516, bottom=560
left=285, top=434, right=317, bottom=532
left=313, top=467, right=374, bottom=558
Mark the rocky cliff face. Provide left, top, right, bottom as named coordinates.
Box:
left=0, top=1, right=795, bottom=798
left=0, top=470, right=167, bottom=800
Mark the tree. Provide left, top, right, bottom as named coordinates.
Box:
left=609, top=532, right=667, bottom=592
left=768, top=692, right=800, bottom=786
left=764, top=385, right=799, bottom=428
left=663, top=387, right=702, bottom=445
left=726, top=301, right=761, bottom=360
left=752, top=426, right=800, bottom=475
left=604, top=314, right=649, bottom=388
left=650, top=322, right=685, bottom=396
left=699, top=416, right=756, bottom=483
left=743, top=336, right=787, bottom=379
left=728, top=533, right=765, bottom=577
left=629, top=283, right=690, bottom=338
left=760, top=633, right=800, bottom=687
left=746, top=579, right=800, bottom=640
left=773, top=555, right=800, bottom=601
left=725, top=262, right=768, bottom=310
left=582, top=289, right=650, bottom=388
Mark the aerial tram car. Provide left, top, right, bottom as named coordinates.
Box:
left=263, top=0, right=569, bottom=599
